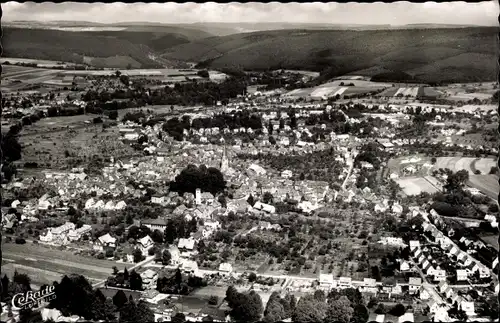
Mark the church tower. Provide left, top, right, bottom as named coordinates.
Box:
left=220, top=145, right=229, bottom=173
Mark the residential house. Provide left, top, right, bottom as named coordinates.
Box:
left=168, top=246, right=181, bottom=266
left=151, top=196, right=164, bottom=205
left=338, top=277, right=352, bottom=288
left=409, top=240, right=420, bottom=251
left=218, top=263, right=233, bottom=275
left=427, top=300, right=440, bottom=314
left=178, top=238, right=196, bottom=251
left=141, top=217, right=169, bottom=233
left=442, top=286, right=454, bottom=300
left=200, top=192, right=215, bottom=205
left=93, top=233, right=117, bottom=252
left=400, top=261, right=411, bottom=272
left=478, top=266, right=490, bottom=279
left=460, top=301, right=475, bottom=316
left=67, top=224, right=92, bottom=241
left=140, top=269, right=159, bottom=289
left=419, top=287, right=431, bottom=300
left=422, top=260, right=435, bottom=276
left=408, top=277, right=422, bottom=294
left=318, top=274, right=335, bottom=290
left=456, top=269, right=468, bottom=282
left=253, top=201, right=276, bottom=214
left=137, top=235, right=155, bottom=256
left=360, top=278, right=377, bottom=294
left=434, top=270, right=447, bottom=282
left=181, top=259, right=199, bottom=276
left=398, top=312, right=414, bottom=323
left=466, top=262, right=480, bottom=275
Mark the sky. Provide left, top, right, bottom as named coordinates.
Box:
left=2, top=1, right=498, bottom=26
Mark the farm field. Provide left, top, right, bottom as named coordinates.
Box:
left=284, top=79, right=390, bottom=99
left=468, top=175, right=499, bottom=200
left=395, top=176, right=440, bottom=196
left=1, top=242, right=129, bottom=287
left=432, top=157, right=497, bottom=174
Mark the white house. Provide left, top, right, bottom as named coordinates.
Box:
left=93, top=233, right=117, bottom=251
left=398, top=312, right=414, bottom=323
left=434, top=270, right=447, bottom=282
left=137, top=235, right=155, bottom=256
left=318, top=274, right=335, bottom=290
left=67, top=224, right=92, bottom=241
left=181, top=259, right=199, bottom=276
left=140, top=269, right=159, bottom=289
left=456, top=269, right=468, bottom=282
left=253, top=201, right=276, bottom=214
left=168, top=246, right=181, bottom=266
left=178, top=238, right=196, bottom=251
left=409, top=240, right=420, bottom=251
left=400, top=261, right=411, bottom=272
left=338, top=277, right=352, bottom=288
left=408, top=277, right=422, bottom=294
left=218, top=263, right=233, bottom=275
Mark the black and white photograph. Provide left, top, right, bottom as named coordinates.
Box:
left=0, top=2, right=499, bottom=323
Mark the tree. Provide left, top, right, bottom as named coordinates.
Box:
left=389, top=303, right=406, bottom=317
left=262, top=192, right=274, bottom=204
left=292, top=295, right=327, bottom=323
left=229, top=290, right=263, bottom=322
left=444, top=170, right=469, bottom=192
left=226, top=286, right=238, bottom=307
left=129, top=270, right=143, bottom=290
left=133, top=248, right=144, bottom=263
left=113, top=290, right=128, bottom=309
left=351, top=304, right=369, bottom=323
left=314, top=290, right=326, bottom=303
left=431, top=157, right=437, bottom=164
left=248, top=272, right=257, bottom=283
left=326, top=296, right=353, bottom=323
left=264, top=297, right=285, bottom=323
left=172, top=313, right=186, bottom=323
left=208, top=295, right=219, bottom=305
left=162, top=249, right=172, bottom=265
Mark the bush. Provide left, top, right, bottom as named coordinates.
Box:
left=15, top=237, right=26, bottom=244
left=208, top=295, right=218, bottom=305
left=97, top=252, right=105, bottom=259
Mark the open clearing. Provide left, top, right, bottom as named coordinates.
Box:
left=395, top=176, right=440, bottom=196
left=1, top=242, right=131, bottom=287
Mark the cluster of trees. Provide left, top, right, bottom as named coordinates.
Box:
left=163, top=215, right=199, bottom=244
left=1, top=124, right=23, bottom=182
left=355, top=142, right=387, bottom=170
left=82, top=76, right=247, bottom=108
left=225, top=286, right=264, bottom=322
left=106, top=268, right=143, bottom=290
left=170, top=164, right=226, bottom=195
left=239, top=148, right=343, bottom=185
left=256, top=288, right=368, bottom=323
left=156, top=268, right=207, bottom=295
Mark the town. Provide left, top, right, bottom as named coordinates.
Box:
left=1, top=4, right=499, bottom=323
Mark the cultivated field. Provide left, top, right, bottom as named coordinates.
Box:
left=395, top=176, right=440, bottom=196
left=284, top=79, right=390, bottom=99
left=2, top=242, right=130, bottom=287
left=432, top=157, right=497, bottom=174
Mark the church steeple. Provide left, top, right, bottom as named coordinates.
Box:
left=221, top=145, right=229, bottom=173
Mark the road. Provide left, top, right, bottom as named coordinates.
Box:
left=411, top=260, right=447, bottom=305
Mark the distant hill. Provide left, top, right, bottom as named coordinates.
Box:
left=164, top=27, right=497, bottom=83
left=1, top=25, right=213, bottom=68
